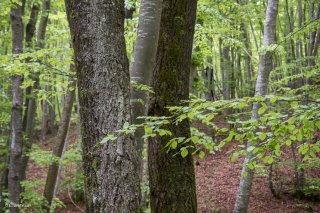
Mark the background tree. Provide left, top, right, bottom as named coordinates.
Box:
left=147, top=0, right=198, bottom=211
left=129, top=0, right=162, bottom=208
left=8, top=1, right=24, bottom=212
left=234, top=0, right=279, bottom=212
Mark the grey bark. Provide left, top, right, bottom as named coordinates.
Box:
left=65, top=0, right=141, bottom=212
left=130, top=0, right=162, bottom=180
left=147, top=0, right=198, bottom=211
left=233, top=0, right=279, bottom=212
left=43, top=77, right=75, bottom=210
left=8, top=1, right=24, bottom=212
left=20, top=0, right=51, bottom=181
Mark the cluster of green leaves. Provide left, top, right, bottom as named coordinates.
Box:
left=101, top=92, right=320, bottom=173
left=20, top=180, right=65, bottom=213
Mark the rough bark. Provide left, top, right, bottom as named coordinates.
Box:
left=233, top=0, right=279, bottom=212
left=43, top=77, right=75, bottom=210
left=130, top=0, right=162, bottom=179
left=8, top=1, right=24, bottom=212
left=65, top=1, right=141, bottom=212
left=147, top=0, right=198, bottom=212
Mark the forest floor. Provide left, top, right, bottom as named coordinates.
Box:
left=27, top=123, right=320, bottom=213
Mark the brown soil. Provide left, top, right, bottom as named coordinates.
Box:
left=196, top=146, right=320, bottom=213
left=27, top=124, right=320, bottom=213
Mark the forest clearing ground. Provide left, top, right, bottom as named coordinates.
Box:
left=196, top=144, right=320, bottom=213
left=27, top=124, right=320, bottom=213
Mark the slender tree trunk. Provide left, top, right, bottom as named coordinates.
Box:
left=22, top=3, right=39, bottom=130
left=20, top=0, right=51, bottom=181
left=65, top=1, right=141, bottom=212
left=39, top=0, right=52, bottom=141
left=130, top=0, right=162, bottom=185
left=220, top=42, right=231, bottom=100
left=241, top=22, right=254, bottom=97
left=296, top=0, right=304, bottom=87
left=37, top=0, right=51, bottom=50
left=147, top=0, right=198, bottom=211
left=8, top=1, right=24, bottom=212
left=43, top=76, right=76, bottom=210
left=233, top=0, right=279, bottom=212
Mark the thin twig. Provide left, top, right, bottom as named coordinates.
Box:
left=67, top=187, right=85, bottom=213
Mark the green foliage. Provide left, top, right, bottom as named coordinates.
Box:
left=20, top=180, right=48, bottom=212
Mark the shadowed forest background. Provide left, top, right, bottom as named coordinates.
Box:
left=0, top=0, right=320, bottom=212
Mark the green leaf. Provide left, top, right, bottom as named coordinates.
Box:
left=270, top=96, right=278, bottom=103
left=181, top=149, right=188, bottom=158
left=239, top=101, right=247, bottom=109
left=144, top=126, right=153, bottom=135
left=258, top=103, right=267, bottom=115
left=100, top=134, right=117, bottom=144
left=248, top=161, right=255, bottom=170
left=158, top=129, right=172, bottom=137
left=263, top=156, right=274, bottom=164
left=290, top=101, right=299, bottom=108
left=171, top=141, right=178, bottom=149
left=298, top=144, right=309, bottom=155
left=259, top=132, right=267, bottom=141
left=199, top=151, right=205, bottom=159
left=290, top=135, right=296, bottom=141
left=285, top=140, right=292, bottom=146
left=191, top=136, right=199, bottom=143
left=247, top=132, right=254, bottom=141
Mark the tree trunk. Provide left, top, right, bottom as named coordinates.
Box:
left=147, top=0, right=198, bottom=212
left=233, top=0, right=279, bottom=212
left=8, top=1, right=24, bottom=212
left=22, top=3, right=39, bottom=131
left=37, top=0, right=51, bottom=49
left=20, top=0, right=51, bottom=182
left=220, top=41, right=231, bottom=100
left=130, top=0, right=162, bottom=187
left=39, top=0, right=52, bottom=141
left=43, top=76, right=75, bottom=210
left=240, top=22, right=254, bottom=97
left=65, top=1, right=141, bottom=212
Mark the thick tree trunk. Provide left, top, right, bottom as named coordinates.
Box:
left=8, top=2, right=24, bottom=212
left=130, top=0, right=162, bottom=182
left=65, top=1, right=141, bottom=212
left=43, top=77, right=75, bottom=210
left=147, top=0, right=198, bottom=212
left=233, top=0, right=279, bottom=212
